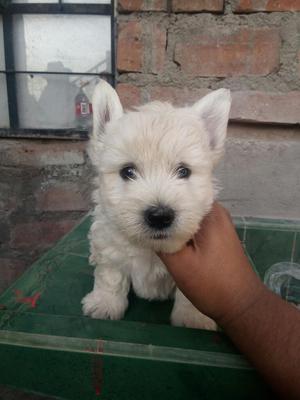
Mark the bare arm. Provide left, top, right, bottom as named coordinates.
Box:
left=159, top=203, right=300, bottom=399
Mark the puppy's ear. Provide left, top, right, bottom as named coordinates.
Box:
left=192, top=89, right=231, bottom=160
left=92, top=79, right=123, bottom=141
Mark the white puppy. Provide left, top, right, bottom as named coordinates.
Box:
left=82, top=80, right=231, bottom=330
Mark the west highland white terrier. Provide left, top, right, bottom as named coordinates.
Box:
left=81, top=80, right=231, bottom=330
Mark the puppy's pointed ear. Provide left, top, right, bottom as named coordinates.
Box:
left=192, top=89, right=231, bottom=160
left=92, top=79, right=123, bottom=141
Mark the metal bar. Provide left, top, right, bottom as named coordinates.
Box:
left=0, top=127, right=89, bottom=140
left=2, top=14, right=18, bottom=128
left=111, top=0, right=116, bottom=87
left=1, top=3, right=112, bottom=15
left=0, top=70, right=113, bottom=77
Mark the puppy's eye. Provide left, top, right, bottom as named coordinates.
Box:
left=176, top=165, right=191, bottom=179
left=120, top=165, right=137, bottom=181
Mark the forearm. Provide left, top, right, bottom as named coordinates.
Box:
left=220, top=287, right=300, bottom=399
left=159, top=203, right=300, bottom=398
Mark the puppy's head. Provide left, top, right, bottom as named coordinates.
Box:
left=91, top=80, right=231, bottom=253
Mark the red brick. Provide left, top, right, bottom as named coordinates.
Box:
left=145, top=87, right=300, bottom=124
left=36, top=183, right=88, bottom=212
left=117, top=83, right=142, bottom=109
left=234, top=0, right=300, bottom=12
left=117, top=21, right=143, bottom=72
left=117, top=20, right=166, bottom=74
left=0, top=258, right=28, bottom=294
left=10, top=220, right=78, bottom=249
left=172, top=0, right=224, bottom=12
left=118, top=0, right=167, bottom=12
left=231, top=91, right=300, bottom=124
left=174, top=28, right=280, bottom=77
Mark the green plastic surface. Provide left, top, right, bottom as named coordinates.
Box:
left=0, top=215, right=299, bottom=399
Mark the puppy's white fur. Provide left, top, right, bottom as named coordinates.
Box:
left=82, top=80, right=231, bottom=330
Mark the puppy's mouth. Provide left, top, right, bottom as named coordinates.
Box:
left=150, top=232, right=169, bottom=240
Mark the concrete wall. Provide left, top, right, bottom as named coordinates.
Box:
left=218, top=124, right=300, bottom=219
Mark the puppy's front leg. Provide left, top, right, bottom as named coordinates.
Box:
left=171, top=289, right=217, bottom=331
left=82, top=265, right=130, bottom=320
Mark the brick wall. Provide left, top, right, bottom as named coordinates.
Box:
left=116, top=1, right=300, bottom=112
left=116, top=0, right=300, bottom=217
left=0, top=139, right=92, bottom=294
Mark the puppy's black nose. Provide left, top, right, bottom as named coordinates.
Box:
left=144, top=205, right=175, bottom=230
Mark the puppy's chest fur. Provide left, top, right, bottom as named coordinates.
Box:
left=90, top=207, right=175, bottom=301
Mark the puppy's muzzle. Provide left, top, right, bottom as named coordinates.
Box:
left=144, top=205, right=175, bottom=230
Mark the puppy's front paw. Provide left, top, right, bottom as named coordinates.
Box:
left=81, top=290, right=128, bottom=320
left=171, top=305, right=217, bottom=331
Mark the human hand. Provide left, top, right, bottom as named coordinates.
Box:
left=158, top=202, right=265, bottom=326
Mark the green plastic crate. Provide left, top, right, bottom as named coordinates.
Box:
left=0, top=215, right=299, bottom=399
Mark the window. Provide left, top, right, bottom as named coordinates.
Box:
left=0, top=0, right=114, bottom=138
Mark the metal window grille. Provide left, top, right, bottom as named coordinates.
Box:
left=0, top=0, right=115, bottom=139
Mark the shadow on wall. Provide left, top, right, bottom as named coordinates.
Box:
left=18, top=61, right=78, bottom=129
